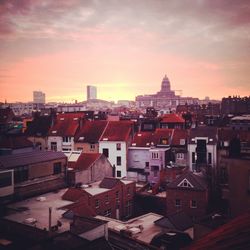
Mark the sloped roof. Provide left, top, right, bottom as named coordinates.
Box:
left=99, top=177, right=120, bottom=189
left=0, top=150, right=66, bottom=169
left=131, top=128, right=173, bottom=147
left=48, top=113, right=84, bottom=137
left=160, top=113, right=185, bottom=123
left=167, top=171, right=208, bottom=191
left=186, top=211, right=250, bottom=250
left=171, top=129, right=189, bottom=146
left=26, top=115, right=52, bottom=136
left=100, top=121, right=133, bottom=141
left=155, top=211, right=193, bottom=231
left=74, top=120, right=108, bottom=143
left=189, top=126, right=217, bottom=144
left=0, top=135, right=33, bottom=149
left=73, top=153, right=102, bottom=171
left=62, top=188, right=87, bottom=202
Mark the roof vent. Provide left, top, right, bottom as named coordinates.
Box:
left=132, top=143, right=136, bottom=146
left=36, top=196, right=46, bottom=202
left=52, top=130, right=57, bottom=134
left=103, top=138, right=108, bottom=141
left=180, top=139, right=185, bottom=145
left=79, top=136, right=84, bottom=141
left=138, top=134, right=142, bottom=137
left=73, top=118, right=78, bottom=120
left=60, top=118, right=65, bottom=121
left=209, top=138, right=213, bottom=142
left=24, top=218, right=37, bottom=225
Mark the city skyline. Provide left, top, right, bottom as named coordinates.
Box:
left=1, top=0, right=250, bottom=103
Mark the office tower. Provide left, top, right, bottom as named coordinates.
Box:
left=87, top=85, right=97, bottom=100
left=33, top=91, right=45, bottom=104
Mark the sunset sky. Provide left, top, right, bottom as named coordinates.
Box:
left=0, top=0, right=250, bottom=103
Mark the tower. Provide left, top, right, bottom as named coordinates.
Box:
left=87, top=85, right=97, bottom=100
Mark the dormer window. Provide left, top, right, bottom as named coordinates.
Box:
left=180, top=139, right=185, bottom=145
left=52, top=130, right=57, bottom=134
left=178, top=178, right=193, bottom=188
left=60, top=118, right=65, bottom=121
left=103, top=138, right=108, bottom=141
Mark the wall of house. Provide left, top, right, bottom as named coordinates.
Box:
left=74, top=142, right=99, bottom=153
left=27, top=136, right=48, bottom=150
left=48, top=136, right=63, bottom=151
left=29, top=158, right=67, bottom=179
left=80, top=224, right=107, bottom=241
left=166, top=189, right=208, bottom=218
left=99, top=141, right=127, bottom=178
left=0, top=169, right=14, bottom=198
left=128, top=148, right=150, bottom=169
left=75, top=156, right=113, bottom=185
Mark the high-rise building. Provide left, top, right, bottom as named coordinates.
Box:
left=87, top=85, right=97, bottom=100
left=33, top=91, right=45, bottom=104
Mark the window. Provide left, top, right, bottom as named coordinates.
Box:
left=127, top=187, right=131, bottom=196
left=145, top=162, right=149, bottom=168
left=151, top=165, right=159, bottom=177
left=175, top=199, right=181, bottom=207
left=117, top=156, right=121, bottom=166
left=77, top=147, right=83, bottom=151
left=126, top=200, right=133, bottom=217
left=90, top=144, right=95, bottom=150
left=0, top=171, right=12, bottom=188
left=192, top=152, right=196, bottom=163
left=95, top=199, right=100, bottom=208
left=151, top=152, right=159, bottom=159
left=104, top=209, right=111, bottom=217
left=14, top=166, right=28, bottom=183
left=103, top=148, right=109, bottom=158
left=116, top=191, right=119, bottom=202
left=116, top=143, right=121, bottom=151
left=51, top=142, right=57, bottom=151
left=190, top=200, right=197, bottom=208
left=161, top=138, right=168, bottom=145
left=53, top=162, right=62, bottom=175
left=220, top=167, right=228, bottom=184
left=63, top=137, right=70, bottom=143
left=177, top=153, right=184, bottom=159
left=105, top=194, right=109, bottom=204
left=117, top=170, right=121, bottom=178
left=208, top=152, right=212, bottom=165
left=178, top=179, right=193, bottom=188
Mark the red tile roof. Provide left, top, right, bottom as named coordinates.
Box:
left=100, top=121, right=133, bottom=141
left=48, top=113, right=84, bottom=137
left=186, top=211, right=250, bottom=250
left=160, top=113, right=185, bottom=123
left=74, top=120, right=108, bottom=143
left=62, top=188, right=87, bottom=202
left=73, top=153, right=102, bottom=171
left=131, top=129, right=173, bottom=147
left=171, top=129, right=189, bottom=146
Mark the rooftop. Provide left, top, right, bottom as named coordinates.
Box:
left=5, top=189, right=72, bottom=233
left=96, top=212, right=163, bottom=244
left=0, top=150, right=66, bottom=169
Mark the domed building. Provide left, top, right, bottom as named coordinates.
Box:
left=135, top=75, right=198, bottom=111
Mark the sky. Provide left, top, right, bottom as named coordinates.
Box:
left=0, top=0, right=250, bottom=103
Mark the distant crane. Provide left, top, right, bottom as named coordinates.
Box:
left=174, top=90, right=183, bottom=96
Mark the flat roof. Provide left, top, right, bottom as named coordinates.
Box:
left=5, top=189, right=73, bottom=233
left=84, top=187, right=110, bottom=196
left=120, top=179, right=134, bottom=185
left=96, top=213, right=163, bottom=244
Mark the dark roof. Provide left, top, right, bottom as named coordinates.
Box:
left=26, top=115, right=52, bottom=136
left=73, top=153, right=102, bottom=171
left=74, top=120, right=108, bottom=143
left=189, top=126, right=217, bottom=144
left=0, top=108, right=14, bottom=124
left=71, top=216, right=107, bottom=235
left=131, top=128, right=173, bottom=147
left=0, top=150, right=66, bottom=169
left=155, top=211, right=193, bottom=231
left=48, top=113, right=84, bottom=137
left=99, top=177, right=120, bottom=189
left=171, top=129, right=189, bottom=146
left=160, top=113, right=185, bottom=123
left=167, top=171, right=208, bottom=191
left=186, top=211, right=250, bottom=250
left=0, top=135, right=33, bottom=149
left=218, top=128, right=250, bottom=142
left=62, top=188, right=87, bottom=202
left=100, top=121, right=133, bottom=141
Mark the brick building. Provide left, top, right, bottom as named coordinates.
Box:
left=166, top=171, right=209, bottom=218
left=62, top=177, right=136, bottom=220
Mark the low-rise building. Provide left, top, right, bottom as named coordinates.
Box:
left=0, top=151, right=67, bottom=200
left=166, top=171, right=209, bottom=219
left=67, top=153, right=113, bottom=186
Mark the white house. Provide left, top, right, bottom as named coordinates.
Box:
left=99, top=121, right=133, bottom=178
left=187, top=127, right=217, bottom=172
left=48, top=113, right=84, bottom=152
